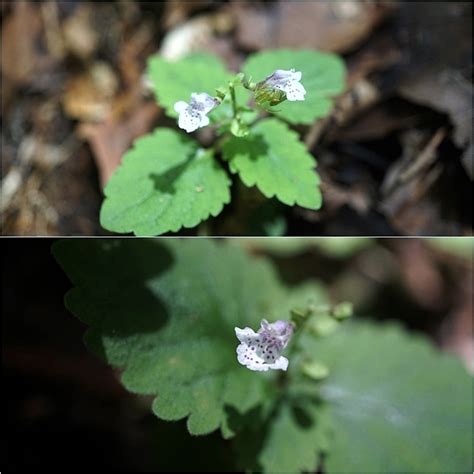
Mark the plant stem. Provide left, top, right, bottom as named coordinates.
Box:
left=229, top=82, right=238, bottom=119
left=278, top=323, right=307, bottom=388
left=287, top=304, right=333, bottom=360
left=287, top=319, right=307, bottom=360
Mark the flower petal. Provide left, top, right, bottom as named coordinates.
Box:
left=269, top=69, right=294, bottom=82
left=177, top=109, right=203, bottom=133
left=236, top=336, right=267, bottom=370
left=268, top=320, right=291, bottom=333
left=174, top=101, right=189, bottom=114
left=282, top=81, right=306, bottom=101
left=199, top=115, right=210, bottom=128
left=235, top=327, right=259, bottom=343
left=269, top=356, right=289, bottom=371
left=260, top=319, right=271, bottom=331
left=191, top=92, right=219, bottom=114
left=291, top=70, right=302, bottom=81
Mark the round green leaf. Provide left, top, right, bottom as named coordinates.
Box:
left=100, top=128, right=231, bottom=235
left=311, top=322, right=473, bottom=473
left=222, top=118, right=321, bottom=209
left=243, top=49, right=346, bottom=125
left=147, top=53, right=233, bottom=119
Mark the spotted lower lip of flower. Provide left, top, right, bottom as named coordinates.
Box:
left=235, top=319, right=294, bottom=372
left=256, top=68, right=306, bottom=104
left=173, top=92, right=220, bottom=133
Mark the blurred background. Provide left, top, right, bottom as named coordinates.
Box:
left=2, top=237, right=472, bottom=470
left=1, top=1, right=473, bottom=236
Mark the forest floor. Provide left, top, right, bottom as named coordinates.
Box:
left=1, top=1, right=472, bottom=235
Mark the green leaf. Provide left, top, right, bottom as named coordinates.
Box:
left=234, top=393, right=332, bottom=473
left=243, top=49, right=346, bottom=125
left=223, top=119, right=321, bottom=209
left=100, top=128, right=231, bottom=236
left=247, top=201, right=288, bottom=237
left=147, top=53, right=233, bottom=120
left=427, top=237, right=474, bottom=260
left=52, top=239, right=328, bottom=438
left=310, top=322, right=473, bottom=473
left=239, top=237, right=374, bottom=257
left=259, top=400, right=330, bottom=473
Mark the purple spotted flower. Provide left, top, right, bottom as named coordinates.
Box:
left=255, top=69, right=306, bottom=105
left=174, top=92, right=220, bottom=133
left=235, top=319, right=294, bottom=372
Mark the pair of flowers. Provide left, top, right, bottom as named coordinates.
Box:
left=174, top=69, right=307, bottom=133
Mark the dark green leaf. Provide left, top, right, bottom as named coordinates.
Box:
left=52, top=239, right=327, bottom=438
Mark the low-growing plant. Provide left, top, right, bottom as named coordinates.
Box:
left=99, top=50, right=346, bottom=235
left=53, top=239, right=472, bottom=473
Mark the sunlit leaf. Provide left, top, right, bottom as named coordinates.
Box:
left=100, top=129, right=231, bottom=236
left=223, top=119, right=321, bottom=209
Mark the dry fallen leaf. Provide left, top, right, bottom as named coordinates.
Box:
left=233, top=0, right=396, bottom=53
left=379, top=129, right=452, bottom=235
left=399, top=72, right=473, bottom=179
left=395, top=239, right=445, bottom=310
left=62, top=62, right=119, bottom=122
left=159, top=11, right=238, bottom=69
left=1, top=1, right=52, bottom=85
left=61, top=3, right=99, bottom=60
left=78, top=99, right=160, bottom=188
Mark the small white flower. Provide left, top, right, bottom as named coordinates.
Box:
left=260, top=68, right=306, bottom=102
left=235, top=319, right=294, bottom=372
left=173, top=92, right=220, bottom=133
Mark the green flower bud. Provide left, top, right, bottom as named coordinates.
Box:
left=230, top=118, right=249, bottom=137
left=302, top=360, right=330, bottom=380
left=215, top=86, right=227, bottom=101
left=331, top=302, right=353, bottom=321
